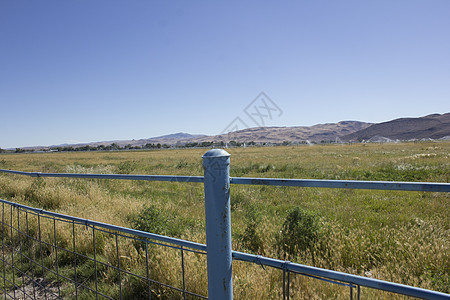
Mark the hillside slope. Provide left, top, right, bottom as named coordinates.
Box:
left=190, top=121, right=371, bottom=143
left=342, top=113, right=450, bottom=141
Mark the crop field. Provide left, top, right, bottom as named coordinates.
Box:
left=0, top=141, right=449, bottom=299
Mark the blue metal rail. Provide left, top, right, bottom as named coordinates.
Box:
left=1, top=169, right=449, bottom=192
left=231, top=177, right=450, bottom=192
left=0, top=169, right=204, bottom=183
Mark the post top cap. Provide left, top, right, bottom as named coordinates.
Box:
left=202, top=149, right=230, bottom=158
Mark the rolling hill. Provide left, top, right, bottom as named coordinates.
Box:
left=342, top=113, right=450, bottom=142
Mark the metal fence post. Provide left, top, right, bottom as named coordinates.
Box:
left=202, top=149, right=233, bottom=300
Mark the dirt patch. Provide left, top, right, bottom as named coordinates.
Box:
left=4, top=278, right=61, bottom=300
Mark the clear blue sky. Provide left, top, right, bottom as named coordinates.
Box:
left=1, top=1, right=449, bottom=148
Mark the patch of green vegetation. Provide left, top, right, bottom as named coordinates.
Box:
left=116, top=160, right=138, bottom=174
left=128, top=205, right=194, bottom=238
left=236, top=202, right=264, bottom=254
left=275, top=207, right=322, bottom=259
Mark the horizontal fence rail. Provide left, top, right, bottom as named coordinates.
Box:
left=231, top=177, right=450, bottom=192
left=2, top=169, right=449, bottom=192
left=1, top=149, right=450, bottom=300
left=0, top=169, right=204, bottom=183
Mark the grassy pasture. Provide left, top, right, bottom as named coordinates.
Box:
left=0, top=142, right=449, bottom=298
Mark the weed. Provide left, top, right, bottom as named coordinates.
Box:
left=175, top=160, right=188, bottom=169
left=239, top=221, right=264, bottom=254
left=275, top=207, right=321, bottom=259
left=128, top=205, right=186, bottom=238
left=237, top=203, right=264, bottom=254
left=117, top=161, right=137, bottom=174
left=0, top=159, right=7, bottom=167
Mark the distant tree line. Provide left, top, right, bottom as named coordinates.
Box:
left=45, top=141, right=255, bottom=152
left=0, top=140, right=341, bottom=154
left=50, top=143, right=171, bottom=152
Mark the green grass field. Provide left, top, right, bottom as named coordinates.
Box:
left=0, top=141, right=449, bottom=298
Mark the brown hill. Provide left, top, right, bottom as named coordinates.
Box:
left=342, top=113, right=450, bottom=142
left=188, top=121, right=371, bottom=144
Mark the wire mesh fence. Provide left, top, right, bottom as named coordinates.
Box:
left=0, top=199, right=208, bottom=299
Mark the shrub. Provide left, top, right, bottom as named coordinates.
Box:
left=175, top=160, right=188, bottom=169
left=25, top=177, right=46, bottom=202
left=237, top=203, right=264, bottom=254
left=276, top=207, right=321, bottom=258
left=239, top=221, right=263, bottom=254
left=129, top=205, right=186, bottom=238
left=117, top=161, right=137, bottom=174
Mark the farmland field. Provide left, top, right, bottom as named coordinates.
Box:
left=0, top=141, right=449, bottom=298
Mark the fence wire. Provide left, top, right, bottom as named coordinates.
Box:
left=0, top=200, right=207, bottom=300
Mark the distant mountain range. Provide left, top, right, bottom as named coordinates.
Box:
left=18, top=112, right=450, bottom=150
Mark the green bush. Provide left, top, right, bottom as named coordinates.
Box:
left=25, top=177, right=46, bottom=201
left=239, top=221, right=263, bottom=254
left=129, top=205, right=186, bottom=238
left=237, top=203, right=264, bottom=254
left=117, top=160, right=137, bottom=174
left=276, top=207, right=321, bottom=258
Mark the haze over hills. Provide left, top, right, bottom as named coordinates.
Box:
left=12, top=112, right=450, bottom=150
